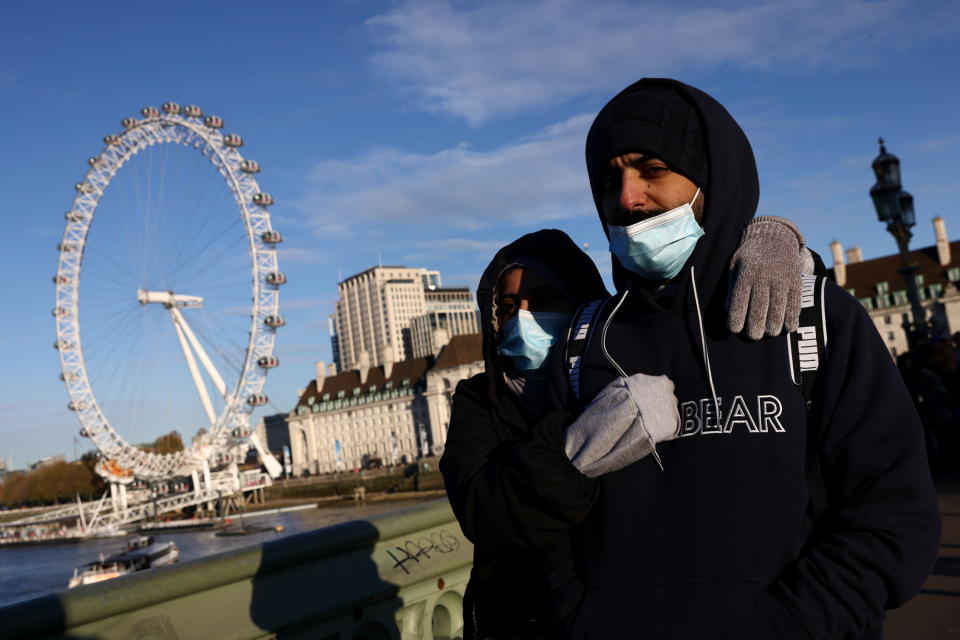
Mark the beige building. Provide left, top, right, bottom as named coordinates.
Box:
left=410, top=288, right=481, bottom=359
left=423, top=334, right=484, bottom=457
left=829, top=216, right=960, bottom=358
left=332, top=266, right=442, bottom=371
left=288, top=334, right=483, bottom=476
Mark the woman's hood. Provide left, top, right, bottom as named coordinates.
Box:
left=475, top=229, right=609, bottom=398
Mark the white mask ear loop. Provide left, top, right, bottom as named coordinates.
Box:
left=600, top=286, right=665, bottom=472
left=690, top=265, right=720, bottom=424
left=689, top=187, right=702, bottom=208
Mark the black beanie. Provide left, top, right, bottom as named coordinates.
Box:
left=586, top=85, right=708, bottom=195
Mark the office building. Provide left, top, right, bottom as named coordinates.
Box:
left=410, top=288, right=481, bottom=359
left=332, top=266, right=441, bottom=371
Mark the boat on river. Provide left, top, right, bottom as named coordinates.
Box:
left=68, top=535, right=179, bottom=588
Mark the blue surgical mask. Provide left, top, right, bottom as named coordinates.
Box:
left=497, top=309, right=572, bottom=373
left=607, top=188, right=704, bottom=280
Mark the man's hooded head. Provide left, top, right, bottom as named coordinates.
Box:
left=584, top=78, right=759, bottom=298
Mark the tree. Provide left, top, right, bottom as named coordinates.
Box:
left=139, top=431, right=185, bottom=455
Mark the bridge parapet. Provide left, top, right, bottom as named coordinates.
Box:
left=0, top=498, right=472, bottom=640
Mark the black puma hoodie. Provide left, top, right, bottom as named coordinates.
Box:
left=564, top=79, right=940, bottom=639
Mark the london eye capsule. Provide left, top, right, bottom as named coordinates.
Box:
left=58, top=242, right=76, bottom=252
left=54, top=340, right=75, bottom=351
left=261, top=230, right=282, bottom=244
left=183, top=104, right=203, bottom=118
left=264, top=314, right=286, bottom=328
left=103, top=134, right=120, bottom=145
left=240, top=159, right=261, bottom=174
left=266, top=272, right=287, bottom=285
left=80, top=428, right=89, bottom=437
left=257, top=355, right=279, bottom=369
left=121, top=117, right=137, bottom=129
left=53, top=274, right=71, bottom=285
left=204, top=115, right=224, bottom=128
left=68, top=401, right=87, bottom=411
left=252, top=192, right=274, bottom=206
left=162, top=102, right=181, bottom=114
left=88, top=157, right=100, bottom=166
left=140, top=106, right=159, bottom=118
left=247, top=393, right=268, bottom=406
left=52, top=306, right=71, bottom=318
left=65, top=211, right=87, bottom=222
left=223, top=133, right=243, bottom=147
left=75, top=182, right=94, bottom=193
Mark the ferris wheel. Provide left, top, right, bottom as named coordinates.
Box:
left=54, top=103, right=285, bottom=481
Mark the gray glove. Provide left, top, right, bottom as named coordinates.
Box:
left=564, top=373, right=680, bottom=478
left=727, top=216, right=814, bottom=340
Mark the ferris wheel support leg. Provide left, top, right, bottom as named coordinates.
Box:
left=202, top=460, right=214, bottom=514
left=169, top=306, right=228, bottom=398
left=170, top=310, right=218, bottom=428
left=109, top=482, right=125, bottom=519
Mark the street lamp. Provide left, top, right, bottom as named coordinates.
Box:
left=869, top=138, right=928, bottom=347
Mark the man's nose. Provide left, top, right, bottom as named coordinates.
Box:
left=618, top=172, right=649, bottom=212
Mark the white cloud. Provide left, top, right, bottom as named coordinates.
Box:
left=295, top=114, right=596, bottom=233
left=909, top=135, right=960, bottom=153
left=366, top=0, right=958, bottom=124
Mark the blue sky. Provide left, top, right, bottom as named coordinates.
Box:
left=2, top=0, right=958, bottom=468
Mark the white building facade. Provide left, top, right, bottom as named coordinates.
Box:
left=332, top=266, right=442, bottom=371
left=288, top=335, right=483, bottom=476
left=423, top=335, right=484, bottom=457
left=829, top=216, right=960, bottom=358
left=410, top=288, right=481, bottom=359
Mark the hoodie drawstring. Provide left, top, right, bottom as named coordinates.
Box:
left=690, top=266, right=721, bottom=424
left=599, top=286, right=665, bottom=471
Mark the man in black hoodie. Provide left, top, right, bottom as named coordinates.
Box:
left=443, top=226, right=818, bottom=639
left=561, top=78, right=941, bottom=638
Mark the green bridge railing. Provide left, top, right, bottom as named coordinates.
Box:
left=0, top=499, right=473, bottom=640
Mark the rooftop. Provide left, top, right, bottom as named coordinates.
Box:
left=434, top=334, right=483, bottom=370
left=829, top=240, right=960, bottom=300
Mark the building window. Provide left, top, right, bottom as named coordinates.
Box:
left=859, top=298, right=875, bottom=310
left=884, top=315, right=891, bottom=325
left=948, top=267, right=960, bottom=282
left=887, top=331, right=895, bottom=341
left=876, top=281, right=889, bottom=294
left=929, top=284, right=943, bottom=298
left=893, top=291, right=908, bottom=306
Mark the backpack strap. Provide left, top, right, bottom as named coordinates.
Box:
left=788, top=274, right=829, bottom=521
left=566, top=298, right=607, bottom=404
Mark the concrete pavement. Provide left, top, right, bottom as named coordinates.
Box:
left=886, top=470, right=960, bottom=639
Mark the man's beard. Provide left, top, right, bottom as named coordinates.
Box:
left=615, top=208, right=666, bottom=227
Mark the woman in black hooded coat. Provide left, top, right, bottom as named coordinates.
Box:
left=440, top=229, right=608, bottom=639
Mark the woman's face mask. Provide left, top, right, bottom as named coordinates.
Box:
left=607, top=188, right=704, bottom=280
left=498, top=309, right=572, bottom=373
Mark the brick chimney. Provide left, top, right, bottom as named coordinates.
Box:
left=934, top=216, right=951, bottom=266
left=381, top=345, right=394, bottom=379
left=315, top=360, right=326, bottom=392
left=846, top=247, right=863, bottom=264
left=830, top=241, right=846, bottom=287
left=358, top=349, right=370, bottom=384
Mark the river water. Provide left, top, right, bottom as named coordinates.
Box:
left=0, top=498, right=432, bottom=608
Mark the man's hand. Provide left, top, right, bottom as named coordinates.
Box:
left=564, top=373, right=680, bottom=477
left=727, top=216, right=814, bottom=340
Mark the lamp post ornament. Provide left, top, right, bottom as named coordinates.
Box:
left=869, top=138, right=928, bottom=347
